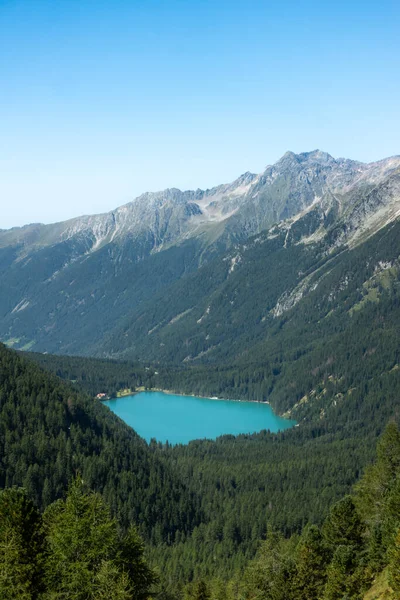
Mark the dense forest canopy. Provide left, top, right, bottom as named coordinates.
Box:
left=0, top=343, right=201, bottom=543
left=18, top=340, right=400, bottom=586
left=3, top=415, right=400, bottom=598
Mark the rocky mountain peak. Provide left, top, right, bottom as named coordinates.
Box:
left=1, top=149, right=400, bottom=358
left=235, top=171, right=258, bottom=185
left=2, top=150, right=400, bottom=261
left=299, top=149, right=334, bottom=162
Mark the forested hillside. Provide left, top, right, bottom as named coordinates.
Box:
left=27, top=338, right=400, bottom=589
left=98, top=217, right=400, bottom=375
left=29, top=213, right=400, bottom=425
left=174, top=423, right=400, bottom=600
left=0, top=343, right=200, bottom=544
left=24, top=351, right=159, bottom=397
left=3, top=418, right=400, bottom=599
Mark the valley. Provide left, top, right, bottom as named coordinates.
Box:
left=2, top=343, right=400, bottom=598
left=1, top=149, right=400, bottom=599
left=3, top=0, right=400, bottom=596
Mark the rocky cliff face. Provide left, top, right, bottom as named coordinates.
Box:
left=0, top=150, right=399, bottom=356
left=3, top=150, right=399, bottom=259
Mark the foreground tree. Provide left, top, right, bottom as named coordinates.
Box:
left=293, top=525, right=329, bottom=600
left=42, top=477, right=157, bottom=599
left=323, top=545, right=358, bottom=600
left=389, top=528, right=400, bottom=593
left=0, top=487, right=45, bottom=599
left=242, top=530, right=297, bottom=600
left=322, top=495, right=364, bottom=549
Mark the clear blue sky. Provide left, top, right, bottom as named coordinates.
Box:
left=1, top=0, right=399, bottom=228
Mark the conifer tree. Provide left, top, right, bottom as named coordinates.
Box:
left=356, top=422, right=400, bottom=521
left=322, top=495, right=364, bottom=549
left=388, top=528, right=400, bottom=593
left=355, top=422, right=400, bottom=568
left=242, top=530, right=297, bottom=600
left=92, top=560, right=132, bottom=600
left=119, top=525, right=158, bottom=600
left=42, top=477, right=156, bottom=600
left=323, top=545, right=355, bottom=600
left=293, top=525, right=329, bottom=600
left=192, top=580, right=210, bottom=600
left=0, top=487, right=45, bottom=599
left=0, top=528, right=33, bottom=600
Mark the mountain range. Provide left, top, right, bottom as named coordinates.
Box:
left=1, top=149, right=400, bottom=361
left=2, top=149, right=400, bottom=599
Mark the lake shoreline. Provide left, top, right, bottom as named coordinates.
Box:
left=103, top=387, right=271, bottom=405
left=148, top=387, right=271, bottom=405
left=104, top=390, right=296, bottom=445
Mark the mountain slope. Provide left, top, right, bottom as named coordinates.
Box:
left=0, top=343, right=200, bottom=542
left=91, top=212, right=400, bottom=369
left=0, top=150, right=399, bottom=356
left=27, top=347, right=400, bottom=586
left=86, top=218, right=400, bottom=441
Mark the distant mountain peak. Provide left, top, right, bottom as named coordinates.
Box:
left=278, top=150, right=300, bottom=163
left=1, top=149, right=400, bottom=357
left=2, top=150, right=400, bottom=256
left=300, top=149, right=334, bottom=162
left=278, top=149, right=335, bottom=164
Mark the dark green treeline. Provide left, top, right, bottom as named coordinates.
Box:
left=0, top=343, right=201, bottom=544
left=2, top=424, right=400, bottom=599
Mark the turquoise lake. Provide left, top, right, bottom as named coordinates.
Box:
left=104, top=391, right=296, bottom=445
